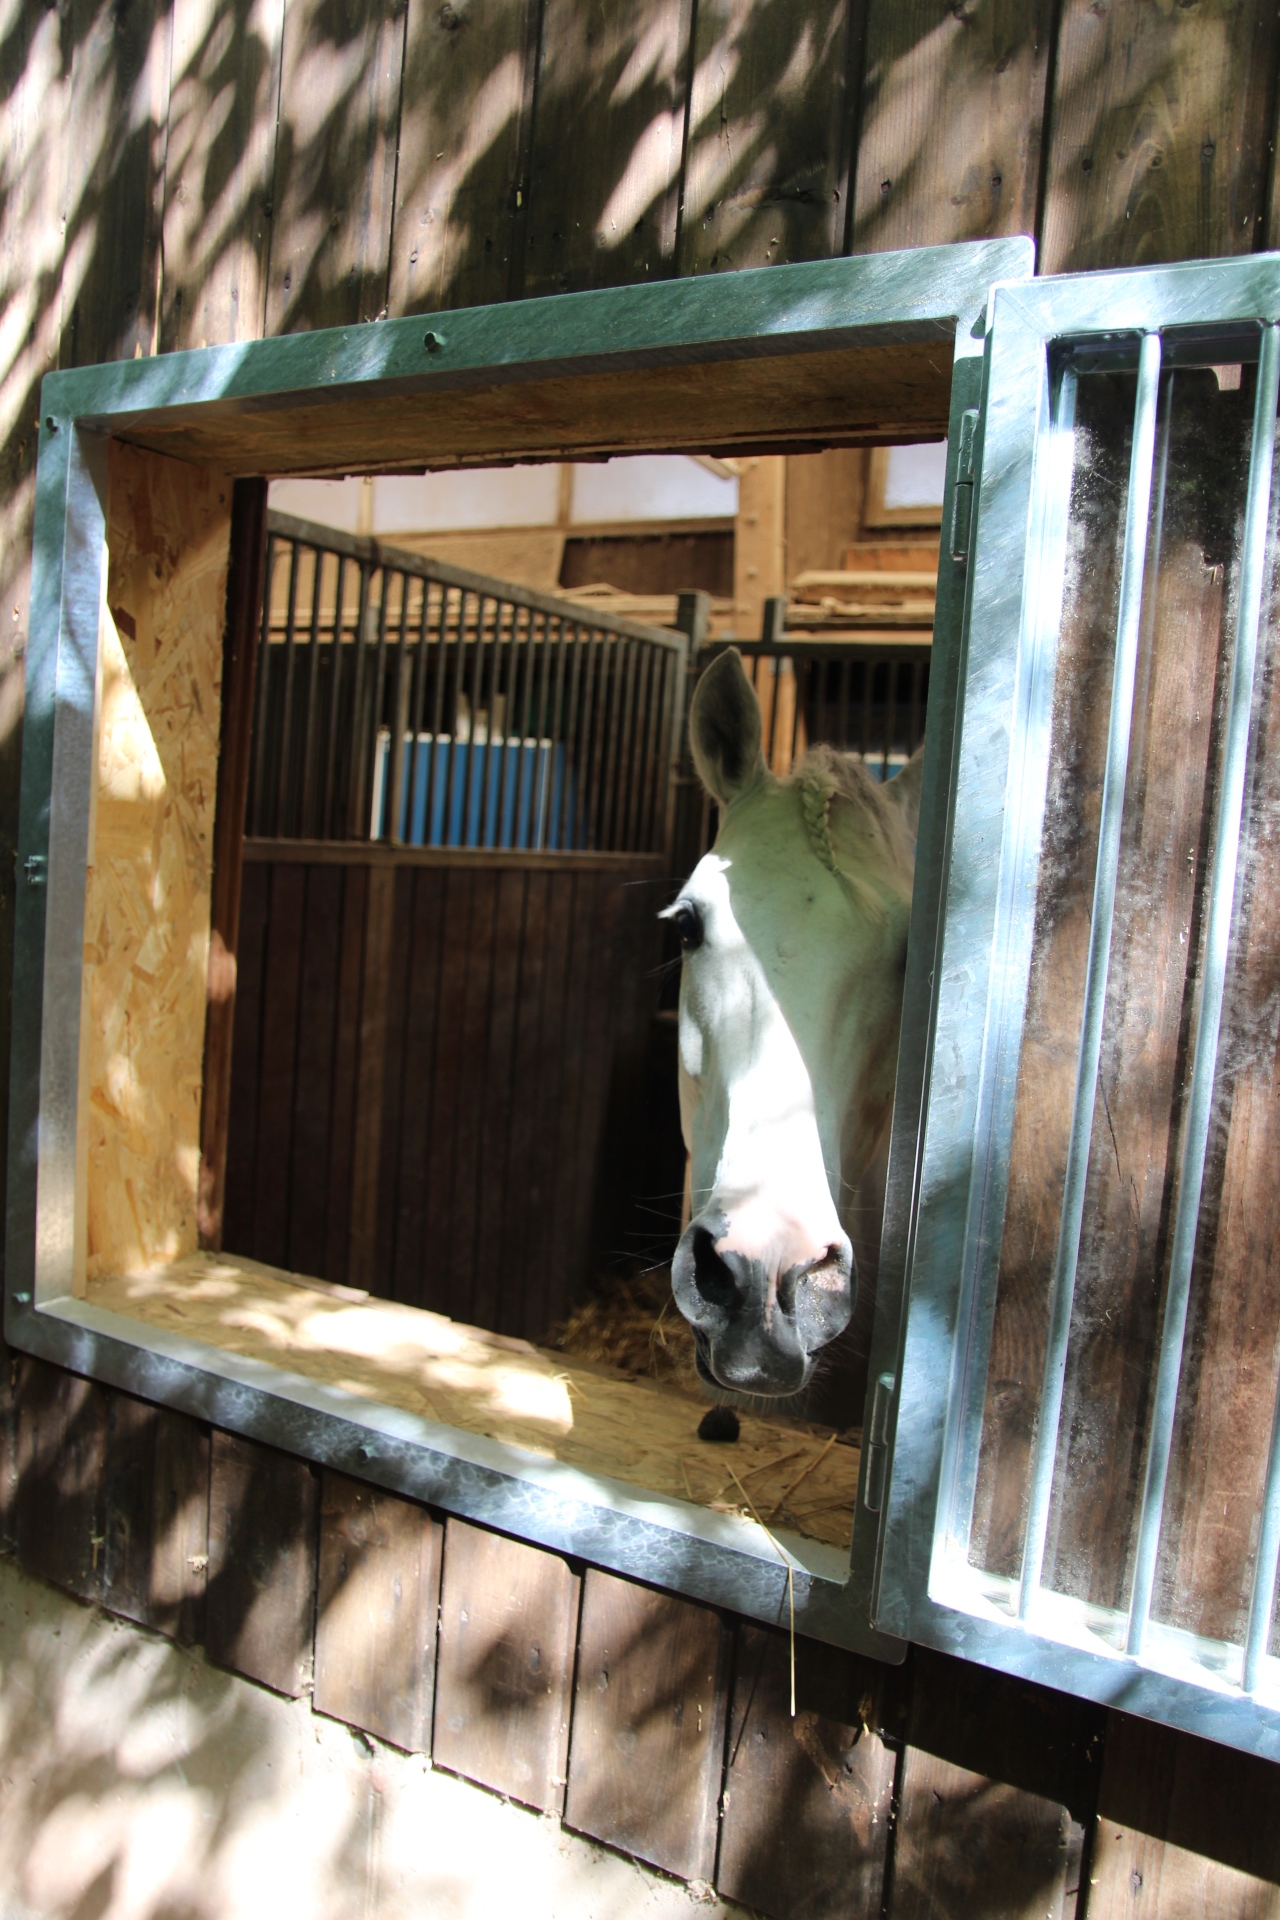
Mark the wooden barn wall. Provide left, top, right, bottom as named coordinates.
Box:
left=7, top=0, right=1280, bottom=1912
left=222, top=843, right=664, bottom=1337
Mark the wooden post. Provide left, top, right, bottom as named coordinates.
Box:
left=198, top=478, right=268, bottom=1250
left=734, top=456, right=786, bottom=640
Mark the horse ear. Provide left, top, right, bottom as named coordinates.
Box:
left=885, top=745, right=924, bottom=843
left=689, top=648, right=767, bottom=807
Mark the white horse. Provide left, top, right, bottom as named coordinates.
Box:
left=665, top=648, right=922, bottom=1403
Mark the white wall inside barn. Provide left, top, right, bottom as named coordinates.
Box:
left=269, top=455, right=738, bottom=535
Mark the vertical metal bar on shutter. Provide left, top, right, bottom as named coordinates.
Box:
left=555, top=621, right=585, bottom=851
left=321, top=554, right=347, bottom=840
left=1018, top=328, right=1164, bottom=1620
left=346, top=562, right=373, bottom=839
left=273, top=538, right=302, bottom=833
left=443, top=588, right=467, bottom=845
left=545, top=612, right=572, bottom=851
left=492, top=602, right=521, bottom=848
left=1246, top=1376, right=1280, bottom=1691
left=468, top=594, right=488, bottom=845
left=1126, top=323, right=1280, bottom=1659
left=249, top=532, right=278, bottom=834
left=404, top=574, right=432, bottom=845
left=299, top=547, right=325, bottom=836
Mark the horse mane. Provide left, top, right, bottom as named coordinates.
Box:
left=788, top=743, right=917, bottom=918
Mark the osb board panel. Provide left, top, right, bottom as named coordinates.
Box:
left=88, top=1253, right=861, bottom=1547
left=117, top=339, right=956, bottom=477
left=84, top=443, right=232, bottom=1281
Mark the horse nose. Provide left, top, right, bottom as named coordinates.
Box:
left=671, top=1215, right=855, bottom=1396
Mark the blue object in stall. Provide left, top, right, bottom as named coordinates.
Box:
left=377, top=734, right=580, bottom=849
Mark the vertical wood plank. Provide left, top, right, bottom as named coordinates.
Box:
left=433, top=1518, right=579, bottom=1811
left=500, top=869, right=551, bottom=1334
left=199, top=477, right=269, bottom=1251
left=564, top=1568, right=729, bottom=1884
left=716, top=1622, right=895, bottom=1920
left=445, top=869, right=498, bottom=1324
left=522, top=0, right=693, bottom=297
left=1090, top=1710, right=1280, bottom=1899
left=678, top=0, right=853, bottom=276
left=348, top=862, right=396, bottom=1288
left=265, top=0, right=407, bottom=333
left=324, top=861, right=370, bottom=1282
left=390, top=865, right=449, bottom=1304
left=524, top=865, right=578, bottom=1336
left=420, top=866, right=475, bottom=1312
left=1088, top=1829, right=1280, bottom=1918
left=250, top=863, right=307, bottom=1267
left=286, top=863, right=345, bottom=1279
left=389, top=0, right=541, bottom=315
left=1039, top=0, right=1280, bottom=275
left=313, top=1471, right=442, bottom=1753
left=205, top=1429, right=320, bottom=1696
left=14, top=1360, right=109, bottom=1603
left=888, top=1649, right=1102, bottom=1920
left=161, top=0, right=284, bottom=347
left=469, top=867, right=527, bottom=1331
left=64, top=0, right=172, bottom=364
left=890, top=1749, right=1080, bottom=1920
left=221, top=859, right=270, bottom=1254
left=102, top=1393, right=209, bottom=1645
left=849, top=0, right=1054, bottom=255
left=374, top=866, right=415, bottom=1289
left=734, top=457, right=787, bottom=648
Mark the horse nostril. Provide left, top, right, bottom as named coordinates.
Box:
left=691, top=1226, right=738, bottom=1310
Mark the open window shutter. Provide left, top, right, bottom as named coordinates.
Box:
left=871, top=256, right=1280, bottom=1757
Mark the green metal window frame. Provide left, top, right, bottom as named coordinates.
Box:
left=8, top=239, right=1031, bottom=1655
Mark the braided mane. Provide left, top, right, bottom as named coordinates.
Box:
left=789, top=745, right=916, bottom=918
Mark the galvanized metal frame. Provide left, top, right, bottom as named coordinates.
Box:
left=875, top=254, right=1280, bottom=1758
left=10, top=242, right=1032, bottom=1657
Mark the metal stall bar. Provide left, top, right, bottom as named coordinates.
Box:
left=1018, top=328, right=1164, bottom=1620
left=321, top=554, right=348, bottom=839
left=248, top=531, right=278, bottom=833
left=1126, top=323, right=1280, bottom=1661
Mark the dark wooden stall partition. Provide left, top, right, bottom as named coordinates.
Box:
left=223, top=842, right=664, bottom=1339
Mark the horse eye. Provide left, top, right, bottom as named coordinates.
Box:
left=674, top=903, right=703, bottom=952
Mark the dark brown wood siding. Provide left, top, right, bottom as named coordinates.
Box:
left=222, top=843, right=664, bottom=1337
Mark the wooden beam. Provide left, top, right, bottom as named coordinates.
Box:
left=734, top=455, right=787, bottom=639
left=199, top=478, right=268, bottom=1251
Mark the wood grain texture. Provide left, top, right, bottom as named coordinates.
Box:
left=200, top=478, right=269, bottom=1251
left=161, top=0, right=284, bottom=348
left=716, top=1623, right=895, bottom=1920
left=734, top=456, right=787, bottom=643
left=433, top=1519, right=579, bottom=1811
left=313, top=1471, right=443, bottom=1752
left=679, top=0, right=853, bottom=275
left=1159, top=603, right=1280, bottom=1647
left=1093, top=1710, right=1280, bottom=1892
left=1087, top=1827, right=1280, bottom=1920
left=564, top=1568, right=729, bottom=1882
left=13, top=1360, right=109, bottom=1604
left=850, top=0, right=1054, bottom=254
left=890, top=1747, right=1081, bottom=1920
left=205, top=1429, right=320, bottom=1696
left=390, top=0, right=541, bottom=315
left=63, top=0, right=172, bottom=364
left=347, top=862, right=396, bottom=1288
left=265, top=0, right=407, bottom=333
left=522, top=0, right=693, bottom=297
left=86, top=444, right=231, bottom=1282
left=1039, top=0, right=1280, bottom=275
left=101, top=1393, right=209, bottom=1644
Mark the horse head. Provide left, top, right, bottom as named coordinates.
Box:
left=666, top=648, right=922, bottom=1399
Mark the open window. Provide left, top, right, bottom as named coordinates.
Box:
left=873, top=257, right=1280, bottom=1755
left=11, top=241, right=1029, bottom=1659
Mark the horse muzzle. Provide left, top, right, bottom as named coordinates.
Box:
left=671, top=1215, right=855, bottom=1397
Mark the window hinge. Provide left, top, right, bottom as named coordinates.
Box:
left=863, top=1372, right=896, bottom=1512
left=949, top=408, right=980, bottom=564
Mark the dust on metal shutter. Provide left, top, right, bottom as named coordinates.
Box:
left=872, top=256, right=1280, bottom=1758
